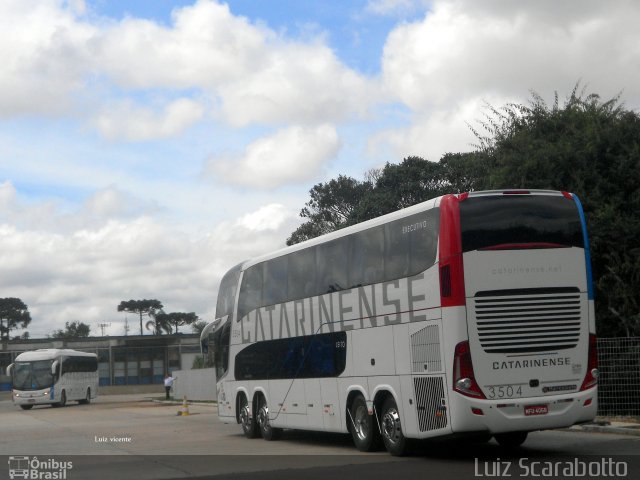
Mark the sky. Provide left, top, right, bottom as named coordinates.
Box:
left=1, top=0, right=639, bottom=338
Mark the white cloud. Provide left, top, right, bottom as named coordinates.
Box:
left=93, top=98, right=204, bottom=141
left=374, top=0, right=640, bottom=160
left=0, top=181, right=18, bottom=209
left=82, top=186, right=162, bottom=220
left=0, top=0, right=96, bottom=116
left=218, top=44, right=376, bottom=127
left=0, top=0, right=377, bottom=133
left=368, top=95, right=510, bottom=160
left=0, top=198, right=298, bottom=338
left=237, top=204, right=294, bottom=232
left=209, top=124, right=341, bottom=189
left=382, top=0, right=640, bottom=110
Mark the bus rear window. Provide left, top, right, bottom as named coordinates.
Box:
left=459, top=195, right=583, bottom=253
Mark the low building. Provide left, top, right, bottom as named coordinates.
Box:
left=0, top=334, right=202, bottom=392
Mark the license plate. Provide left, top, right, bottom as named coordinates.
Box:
left=28, top=399, right=36, bottom=403
left=524, top=404, right=548, bottom=416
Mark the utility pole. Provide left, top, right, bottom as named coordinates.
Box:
left=124, top=317, right=130, bottom=336
left=97, top=322, right=111, bottom=336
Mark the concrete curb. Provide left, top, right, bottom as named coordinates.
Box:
left=564, top=423, right=640, bottom=436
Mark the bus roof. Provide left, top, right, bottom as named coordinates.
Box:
left=241, top=196, right=441, bottom=270
left=239, top=190, right=568, bottom=271
left=14, top=349, right=97, bottom=362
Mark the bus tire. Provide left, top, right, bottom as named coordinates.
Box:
left=495, top=431, right=528, bottom=448
left=20, top=404, right=33, bottom=410
left=380, top=396, right=407, bottom=456
left=239, top=394, right=259, bottom=439
left=59, top=390, right=67, bottom=408
left=79, top=388, right=91, bottom=405
left=257, top=396, right=282, bottom=441
left=349, top=395, right=381, bottom=452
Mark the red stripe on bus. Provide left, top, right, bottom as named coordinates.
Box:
left=439, top=194, right=466, bottom=307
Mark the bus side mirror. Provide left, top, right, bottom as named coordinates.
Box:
left=6, top=363, right=13, bottom=377
left=51, top=360, right=59, bottom=376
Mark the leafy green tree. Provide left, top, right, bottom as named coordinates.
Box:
left=286, top=175, right=373, bottom=245
left=150, top=311, right=199, bottom=334
left=145, top=315, right=172, bottom=335
left=51, top=321, right=91, bottom=338
left=0, top=298, right=31, bottom=341
left=191, top=320, right=208, bottom=335
left=117, top=299, right=164, bottom=335
left=350, top=156, right=449, bottom=222
left=472, top=86, right=640, bottom=336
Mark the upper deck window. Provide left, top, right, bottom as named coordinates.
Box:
left=459, top=195, right=583, bottom=253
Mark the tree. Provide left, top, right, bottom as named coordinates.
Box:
left=146, top=311, right=199, bottom=335
left=0, top=298, right=31, bottom=341
left=51, top=321, right=91, bottom=338
left=286, top=175, right=373, bottom=245
left=191, top=320, right=208, bottom=335
left=145, top=314, right=172, bottom=335
left=350, top=156, right=450, bottom=223
left=471, top=86, right=640, bottom=336
left=165, top=312, right=199, bottom=334
left=117, top=299, right=164, bottom=335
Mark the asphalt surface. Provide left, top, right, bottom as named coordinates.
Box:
left=0, top=394, right=638, bottom=480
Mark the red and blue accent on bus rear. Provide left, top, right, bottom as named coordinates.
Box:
left=567, top=193, right=595, bottom=301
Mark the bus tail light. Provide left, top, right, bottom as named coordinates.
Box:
left=453, top=341, right=486, bottom=399
left=580, top=334, right=599, bottom=391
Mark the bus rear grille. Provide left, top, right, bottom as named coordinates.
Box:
left=411, top=325, right=442, bottom=373
left=473, top=287, right=582, bottom=354
left=413, top=376, right=447, bottom=432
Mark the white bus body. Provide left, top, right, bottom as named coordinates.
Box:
left=7, top=349, right=98, bottom=410
left=202, top=190, right=598, bottom=454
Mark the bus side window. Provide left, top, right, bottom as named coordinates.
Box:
left=238, top=264, right=263, bottom=320
left=317, top=238, right=348, bottom=294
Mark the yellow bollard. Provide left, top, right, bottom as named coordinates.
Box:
left=181, top=395, right=190, bottom=416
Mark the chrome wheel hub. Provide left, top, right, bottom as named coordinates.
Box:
left=354, top=405, right=370, bottom=441
left=382, top=408, right=401, bottom=445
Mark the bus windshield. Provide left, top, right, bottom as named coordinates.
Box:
left=13, top=360, right=55, bottom=390
left=459, top=195, right=583, bottom=252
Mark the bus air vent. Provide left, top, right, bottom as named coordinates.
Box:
left=411, top=325, right=442, bottom=373
left=413, top=376, right=448, bottom=431
left=473, top=287, right=582, bottom=354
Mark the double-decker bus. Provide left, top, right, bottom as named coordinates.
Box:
left=6, top=349, right=98, bottom=409
left=201, top=190, right=598, bottom=455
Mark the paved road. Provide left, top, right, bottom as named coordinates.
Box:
left=1, top=395, right=638, bottom=480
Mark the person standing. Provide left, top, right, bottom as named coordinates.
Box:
left=164, top=374, right=174, bottom=400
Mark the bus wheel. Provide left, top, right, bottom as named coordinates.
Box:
left=59, top=390, right=67, bottom=408
left=79, top=388, right=91, bottom=405
left=239, top=395, right=259, bottom=438
left=20, top=405, right=33, bottom=410
left=349, top=395, right=381, bottom=452
left=257, top=396, right=282, bottom=441
left=495, top=431, right=528, bottom=448
left=380, top=396, right=407, bottom=456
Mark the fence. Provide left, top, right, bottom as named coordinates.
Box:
left=597, top=337, right=640, bottom=417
